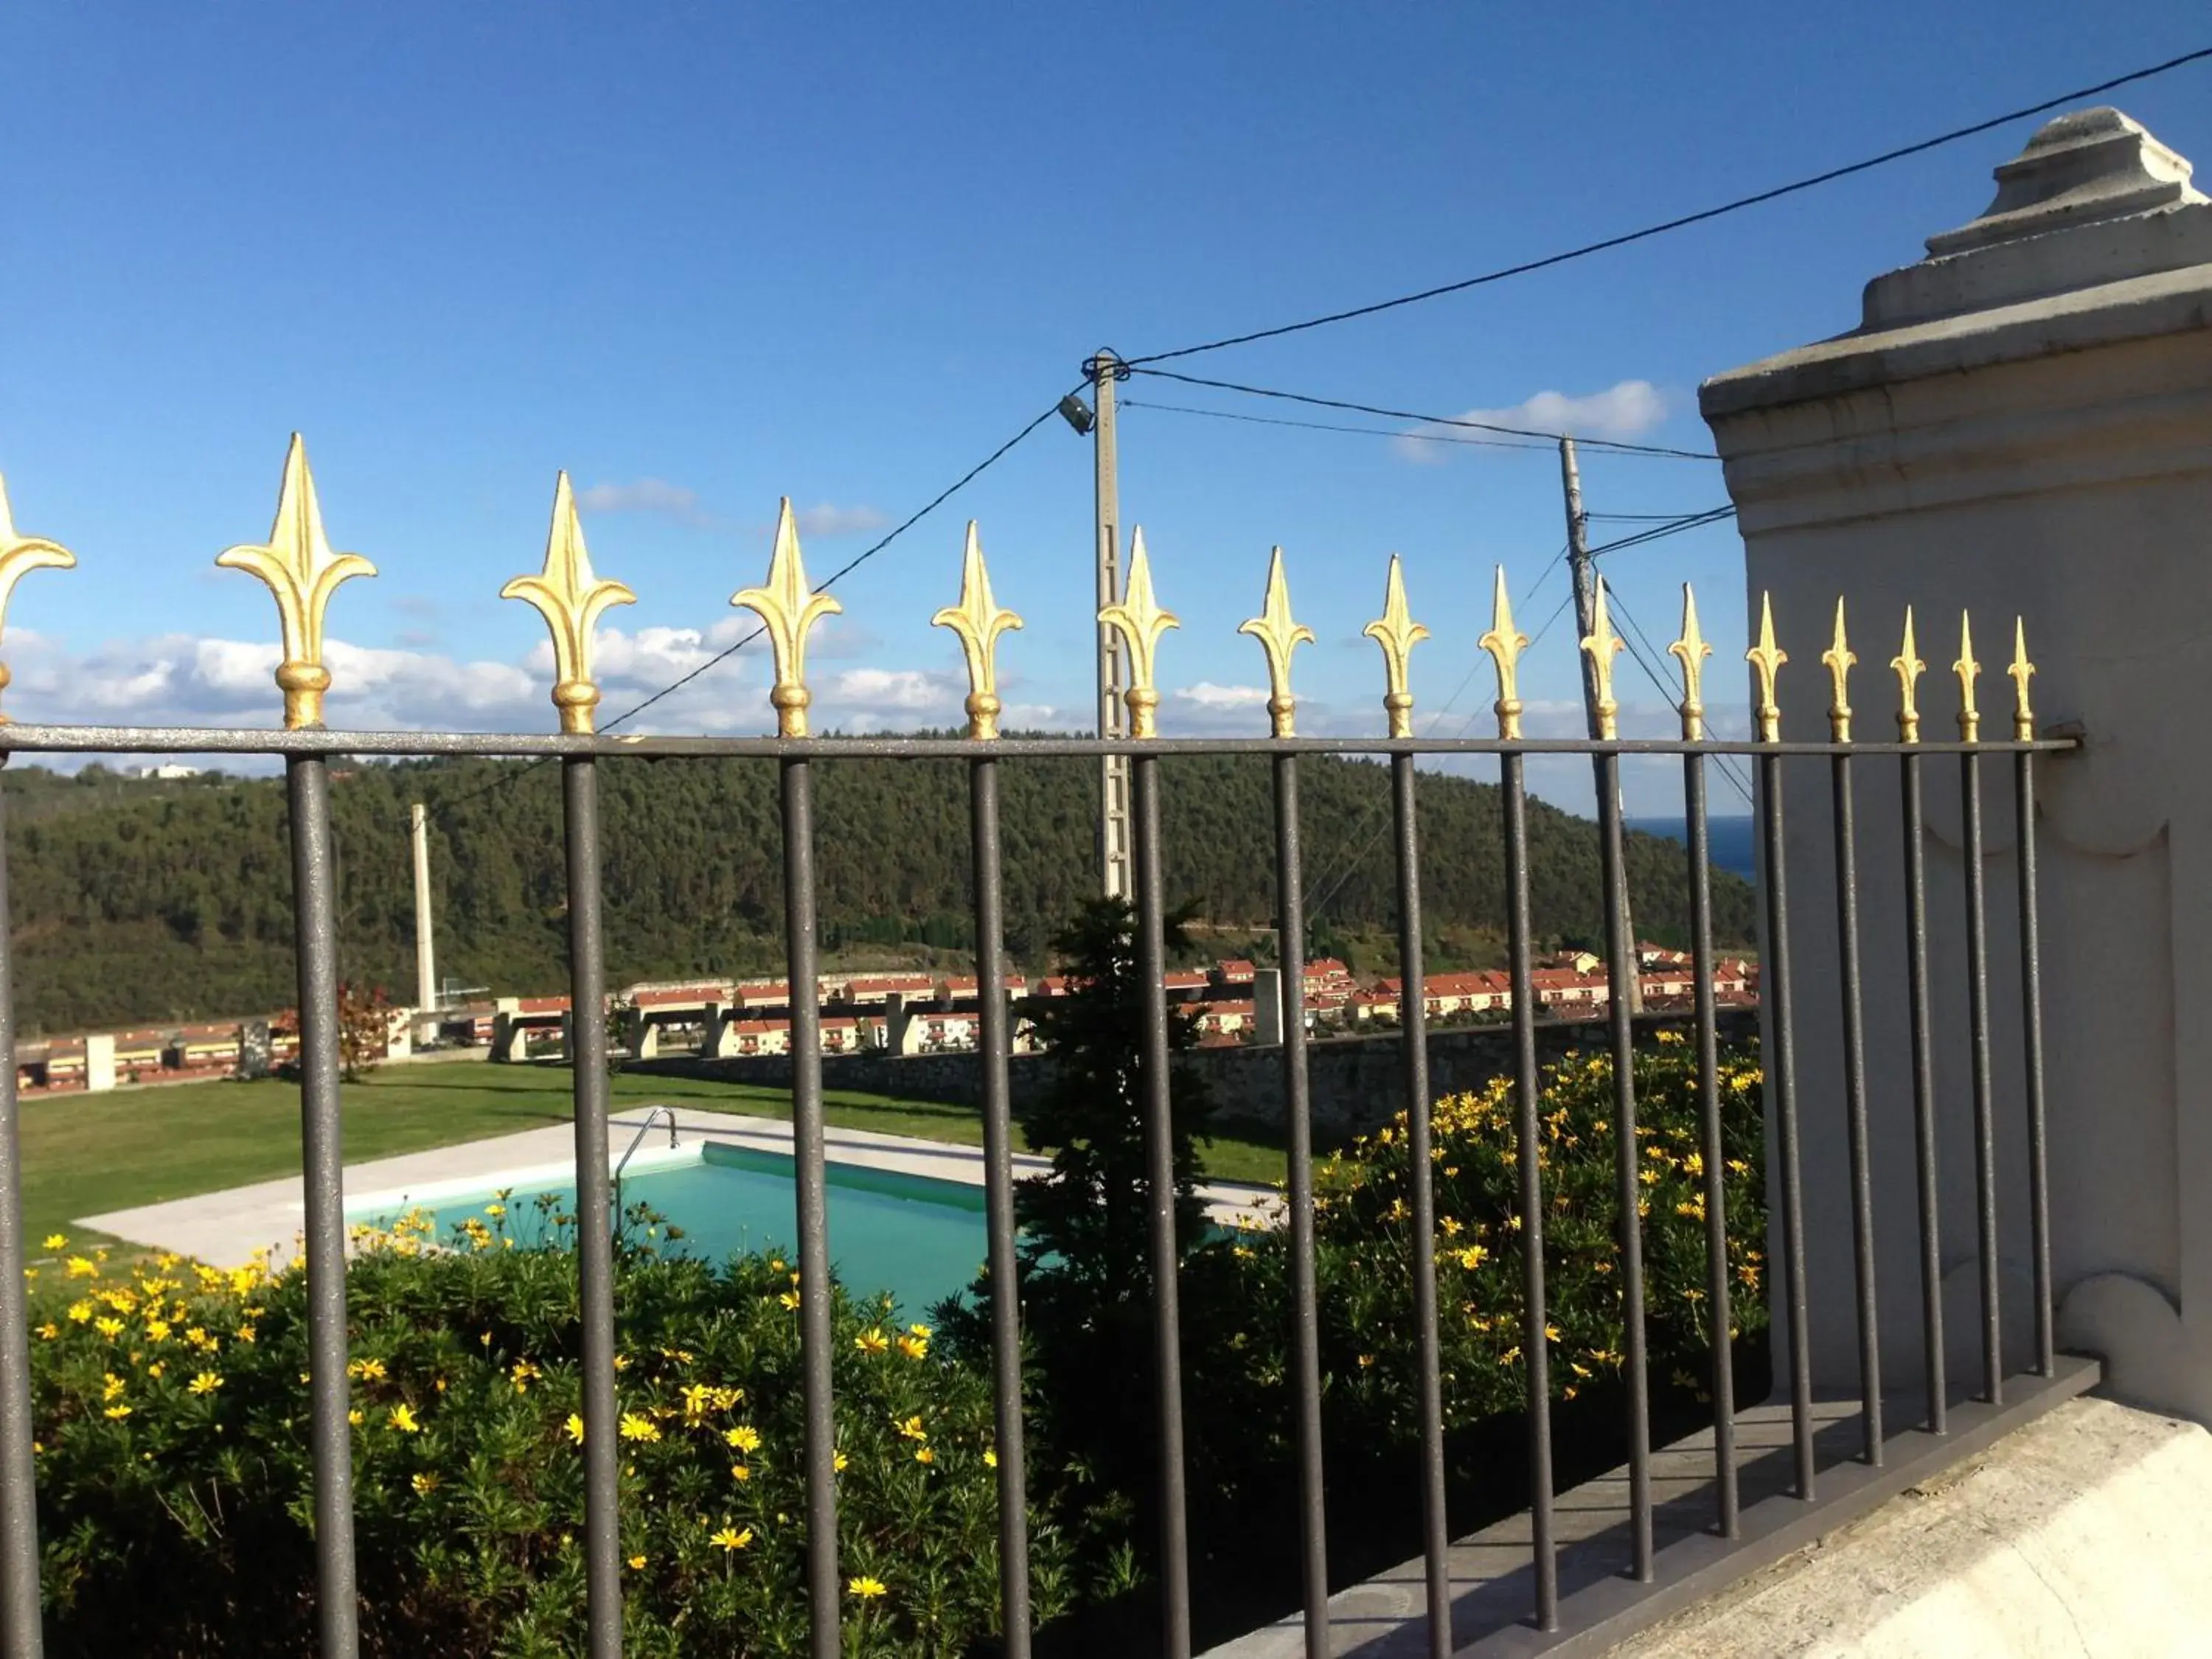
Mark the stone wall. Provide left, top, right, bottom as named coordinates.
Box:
left=630, top=1007, right=1759, bottom=1145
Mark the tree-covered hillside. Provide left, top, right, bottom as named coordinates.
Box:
left=1, top=751, right=1756, bottom=1034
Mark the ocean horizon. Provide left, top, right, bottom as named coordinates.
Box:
left=1625, top=815, right=1756, bottom=881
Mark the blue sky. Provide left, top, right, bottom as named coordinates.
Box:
left=3, top=3, right=2207, bottom=813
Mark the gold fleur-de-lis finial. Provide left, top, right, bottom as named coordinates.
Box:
left=1667, top=584, right=1712, bottom=740
left=1363, top=555, right=1429, bottom=738
left=731, top=498, right=844, bottom=738
left=1746, top=592, right=1787, bottom=744
left=1238, top=548, right=1315, bottom=738
left=500, top=473, right=637, bottom=734
left=2008, top=618, right=2036, bottom=742
left=1579, top=578, right=1626, bottom=740
left=215, top=434, right=377, bottom=729
left=1820, top=598, right=1857, bottom=744
left=0, top=474, right=77, bottom=723
left=1097, top=527, right=1179, bottom=739
left=1954, top=611, right=1981, bottom=742
left=931, top=521, right=1023, bottom=740
left=1477, top=566, right=1528, bottom=740
left=1891, top=607, right=1926, bottom=743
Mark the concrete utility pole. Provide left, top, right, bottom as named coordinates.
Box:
left=410, top=803, right=437, bottom=1013
left=1559, top=437, right=1644, bottom=1011
left=1092, top=349, right=1133, bottom=901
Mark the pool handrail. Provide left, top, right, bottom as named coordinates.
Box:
left=611, top=1106, right=679, bottom=1233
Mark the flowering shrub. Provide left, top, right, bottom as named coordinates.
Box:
left=1292, top=1033, right=1767, bottom=1434
left=28, top=1206, right=1068, bottom=1657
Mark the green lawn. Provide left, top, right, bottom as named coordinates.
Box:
left=24, top=1058, right=1289, bottom=1253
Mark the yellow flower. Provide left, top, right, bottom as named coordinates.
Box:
left=847, top=1575, right=888, bottom=1599
left=729, top=1463, right=751, bottom=1481
left=33, top=1324, right=55, bottom=1341
left=388, top=1405, right=420, bottom=1433
left=914, top=1446, right=934, bottom=1464
left=347, top=1357, right=387, bottom=1382
left=778, top=1290, right=801, bottom=1310
left=64, top=1257, right=96, bottom=1279
left=1455, top=1245, right=1488, bottom=1271
left=627, top=1554, right=647, bottom=1571
left=513, top=1360, right=543, bottom=1395
left=41, top=1234, right=66, bottom=1251
left=147, top=1361, right=164, bottom=1379
left=102, top=1374, right=125, bottom=1401
left=855, top=1327, right=890, bottom=1357
left=484, top=1203, right=505, bottom=1218
left=710, top=1524, right=753, bottom=1552
left=237, top=1326, right=257, bottom=1344
left=411, top=1472, right=439, bottom=1495
left=833, top=1451, right=849, bottom=1473
left=895, top=1333, right=928, bottom=1361
left=145, top=1320, right=170, bottom=1343
left=894, top=1414, right=927, bottom=1441
left=94, top=1317, right=124, bottom=1339
left=187, top=1371, right=223, bottom=1396
left=679, top=1381, right=712, bottom=1418
left=103, top=1405, right=131, bottom=1420
left=724, top=1425, right=762, bottom=1453
left=984, top=1447, right=998, bottom=1469
left=66, top=1301, right=93, bottom=1324
left=566, top=1413, right=587, bottom=1445
left=619, top=1413, right=660, bottom=1443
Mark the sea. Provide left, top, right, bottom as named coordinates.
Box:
left=1625, top=815, right=1757, bottom=881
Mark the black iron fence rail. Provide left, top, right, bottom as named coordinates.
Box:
left=0, top=721, right=2073, bottom=1659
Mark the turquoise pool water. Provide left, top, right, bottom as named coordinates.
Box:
left=364, top=1144, right=991, bottom=1315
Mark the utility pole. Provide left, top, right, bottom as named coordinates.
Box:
left=410, top=803, right=437, bottom=1014
left=1559, top=437, right=1644, bottom=1011
left=1091, top=349, right=1133, bottom=901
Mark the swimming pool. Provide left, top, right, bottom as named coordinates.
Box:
left=347, top=1141, right=991, bottom=1315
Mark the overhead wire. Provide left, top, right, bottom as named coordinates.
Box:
left=1120, top=398, right=1556, bottom=453
left=1127, top=366, right=1719, bottom=459
left=1121, top=45, right=2212, bottom=366
left=1598, top=576, right=1756, bottom=808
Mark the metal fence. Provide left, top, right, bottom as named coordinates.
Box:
left=0, top=445, right=2080, bottom=1658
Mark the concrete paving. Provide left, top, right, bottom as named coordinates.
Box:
left=79, top=1104, right=1281, bottom=1267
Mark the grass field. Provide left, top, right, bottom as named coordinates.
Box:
left=24, top=1057, right=1290, bottom=1253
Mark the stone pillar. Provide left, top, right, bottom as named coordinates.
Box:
left=702, top=1003, right=740, bottom=1059
left=1253, top=968, right=1285, bottom=1046
left=83, top=1034, right=116, bottom=1093
left=625, top=1009, right=659, bottom=1061
left=1701, top=108, right=2212, bottom=1421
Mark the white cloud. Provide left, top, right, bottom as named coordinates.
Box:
left=1172, top=682, right=1270, bottom=709
left=792, top=503, right=891, bottom=539
left=576, top=479, right=708, bottom=524
left=1394, top=380, right=1667, bottom=463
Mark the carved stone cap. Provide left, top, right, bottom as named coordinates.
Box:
left=1862, top=106, right=2211, bottom=328
left=1927, top=108, right=2205, bottom=257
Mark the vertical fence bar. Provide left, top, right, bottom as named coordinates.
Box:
left=1389, top=753, right=1452, bottom=1657
left=1273, top=754, right=1329, bottom=1656
left=1682, top=753, right=1738, bottom=1537
left=0, top=780, right=42, bottom=1659
left=2015, top=751, right=2054, bottom=1377
left=1130, top=754, right=1192, bottom=1659
left=1831, top=754, right=1882, bottom=1464
left=1961, top=751, right=2002, bottom=1406
left=1900, top=754, right=1947, bottom=1433
left=968, top=757, right=1032, bottom=1654
left=561, top=759, right=623, bottom=1658
left=287, top=755, right=359, bottom=1658
left=1595, top=752, right=1653, bottom=1579
left=1501, top=753, right=1559, bottom=1624
left=781, top=757, right=841, bottom=1659
left=1757, top=751, right=1816, bottom=1499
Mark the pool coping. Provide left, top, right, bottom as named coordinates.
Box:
left=77, top=1105, right=1282, bottom=1267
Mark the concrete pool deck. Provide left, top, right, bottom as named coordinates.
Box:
left=78, top=1104, right=1283, bottom=1267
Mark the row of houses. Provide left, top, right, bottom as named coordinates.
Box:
left=10, top=947, right=1759, bottom=1089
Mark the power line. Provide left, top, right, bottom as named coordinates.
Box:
left=1600, top=577, right=1756, bottom=809
left=1124, top=45, right=2212, bottom=366
left=425, top=388, right=1079, bottom=821
left=1120, top=397, right=1556, bottom=453
left=1128, top=366, right=1718, bottom=459
left=1585, top=507, right=1738, bottom=555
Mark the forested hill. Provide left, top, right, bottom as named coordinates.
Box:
left=1, top=751, right=1757, bottom=1034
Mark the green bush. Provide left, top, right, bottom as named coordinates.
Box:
left=29, top=1206, right=1071, bottom=1657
